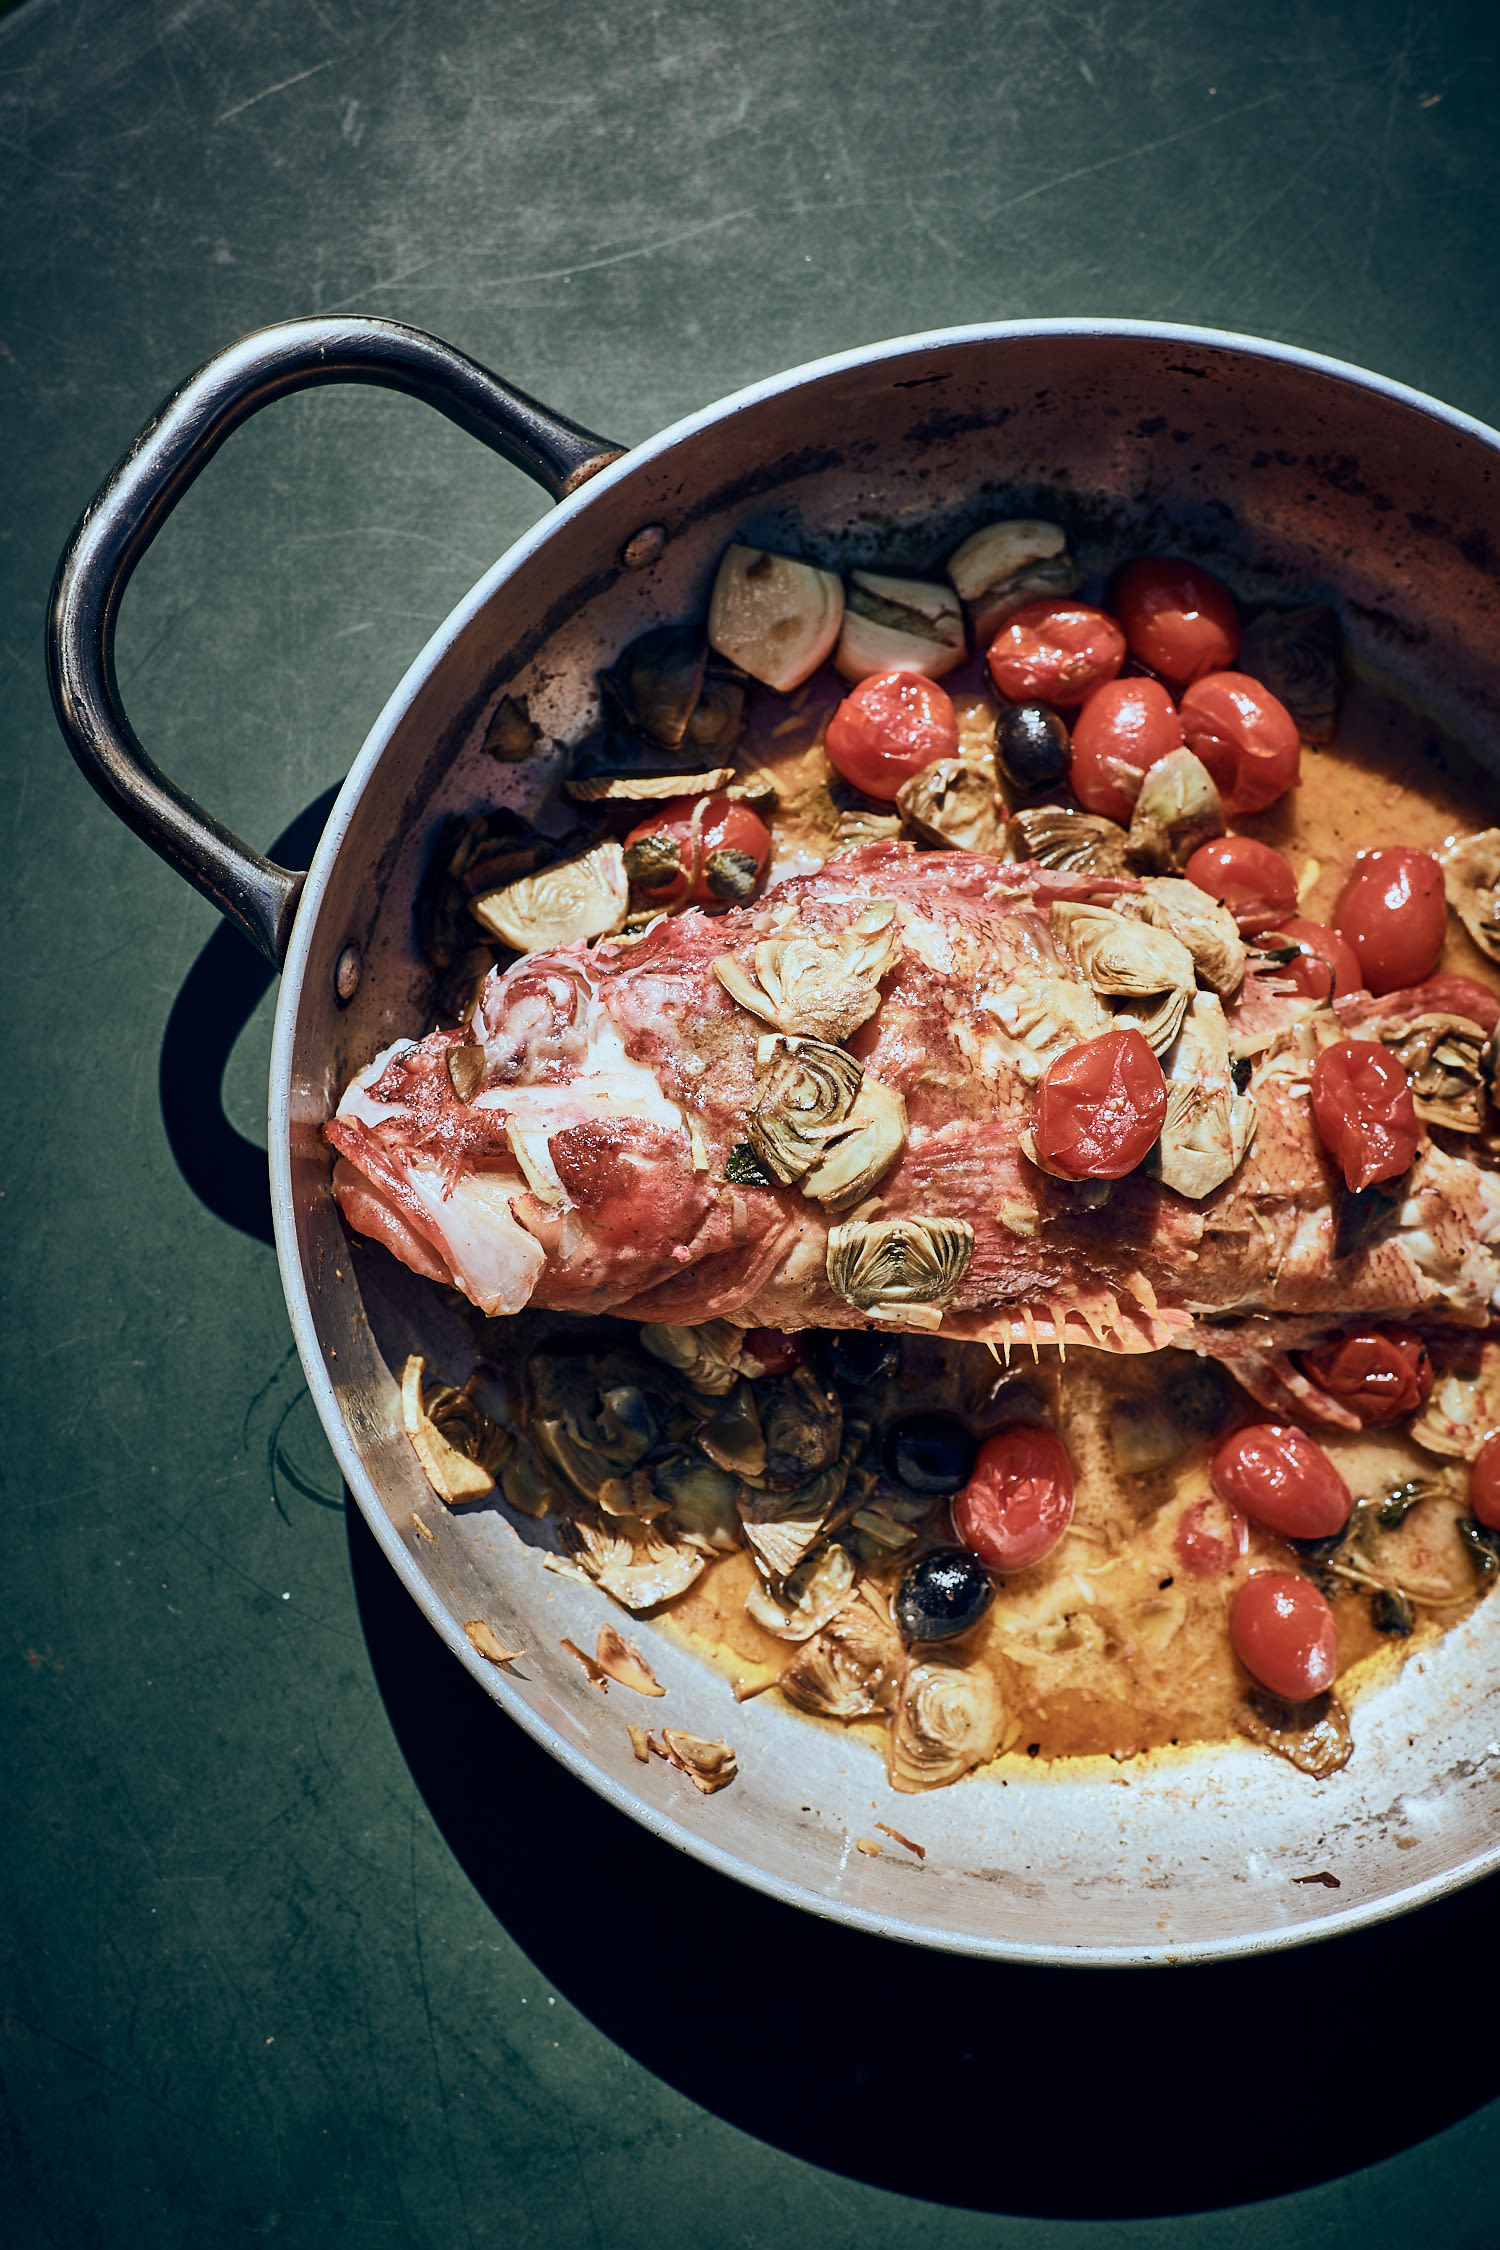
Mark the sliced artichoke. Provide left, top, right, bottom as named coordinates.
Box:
left=1120, top=877, right=1246, bottom=998
left=946, top=520, right=1078, bottom=645
left=1236, top=603, right=1340, bottom=743
left=887, top=1659, right=1005, bottom=1793
left=977, top=967, right=1113, bottom=1081
left=1440, top=829, right=1500, bottom=964
left=1378, top=1011, right=1491, bottom=1133
left=896, top=755, right=1003, bottom=854
left=555, top=1513, right=705, bottom=1610
left=1007, top=805, right=1129, bottom=877
left=778, top=1605, right=904, bottom=1720
left=1148, top=992, right=1257, bottom=1200
left=713, top=901, right=900, bottom=1043
left=836, top=570, right=966, bottom=682
left=747, top=1035, right=863, bottom=1185
left=651, top=1452, right=742, bottom=1551
left=801, top=1078, right=909, bottom=1209
left=708, top=544, right=844, bottom=692
left=470, top=837, right=629, bottom=953
left=738, top=1462, right=854, bottom=1580
left=660, top=1730, right=738, bottom=1793
left=826, top=1216, right=974, bottom=1328
left=400, top=1354, right=501, bottom=1504
left=745, top=1540, right=857, bottom=1641
left=639, top=1319, right=747, bottom=1396
left=567, top=764, right=734, bottom=804
left=833, top=806, right=905, bottom=854
left=1124, top=748, right=1225, bottom=874
left=693, top=1379, right=767, bottom=1481
left=1050, top=900, right=1196, bottom=1056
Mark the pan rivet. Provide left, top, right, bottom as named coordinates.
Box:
left=335, top=945, right=361, bottom=1003
left=621, top=523, right=667, bottom=570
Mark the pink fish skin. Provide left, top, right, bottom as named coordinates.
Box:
left=326, top=842, right=1500, bottom=1357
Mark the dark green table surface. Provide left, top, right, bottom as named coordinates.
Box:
left=6, top=2, right=1500, bottom=2242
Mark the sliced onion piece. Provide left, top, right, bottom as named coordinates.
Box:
left=835, top=570, right=966, bottom=683
left=707, top=545, right=844, bottom=691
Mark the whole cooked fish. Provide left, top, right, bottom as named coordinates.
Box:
left=326, top=842, right=1500, bottom=1389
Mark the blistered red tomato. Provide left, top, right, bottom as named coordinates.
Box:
left=1068, top=677, right=1184, bottom=822
left=1260, top=916, right=1364, bottom=1002
left=1470, top=1430, right=1500, bottom=1532
left=1179, top=671, right=1301, bottom=815
left=742, top=1327, right=803, bottom=1377
left=1184, top=835, right=1299, bottom=935
left=1029, top=1028, right=1167, bottom=1180
left=1309, top=1039, right=1420, bottom=1192
left=1174, top=1493, right=1249, bottom=1578
left=1113, top=557, right=1241, bottom=685
left=1299, top=1326, right=1434, bottom=1426
left=623, top=795, right=771, bottom=904
left=1231, top=1574, right=1339, bottom=1700
left=1210, top=1423, right=1352, bottom=1540
left=952, top=1426, right=1075, bottom=1571
left=1333, top=848, right=1447, bottom=997
left=986, top=600, right=1126, bottom=708
left=824, top=670, right=959, bottom=801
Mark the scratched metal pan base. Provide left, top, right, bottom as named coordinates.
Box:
left=119, top=318, right=1500, bottom=1962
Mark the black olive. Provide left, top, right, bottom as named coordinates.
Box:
left=996, top=701, right=1070, bottom=790
left=884, top=1411, right=977, bottom=1495
left=820, top=1330, right=901, bottom=1389
left=895, top=1550, right=994, bottom=1643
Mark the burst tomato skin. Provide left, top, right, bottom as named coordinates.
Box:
left=1185, top=835, right=1299, bottom=935
left=623, top=795, right=771, bottom=903
left=1068, top=677, right=1184, bottom=822
left=986, top=600, right=1126, bottom=709
left=824, top=670, right=960, bottom=801
left=1231, top=1574, right=1339, bottom=1700
left=1333, top=848, right=1447, bottom=997
left=1470, top=1430, right=1500, bottom=1532
left=1029, top=1028, right=1168, bottom=1180
left=1113, top=557, right=1241, bottom=685
left=1210, top=1423, right=1353, bottom=1540
left=1299, top=1325, right=1434, bottom=1426
left=1179, top=671, right=1301, bottom=815
left=952, top=1426, right=1075, bottom=1571
left=1261, top=916, right=1364, bottom=1001
left=1309, top=1038, right=1420, bottom=1192
left=1174, top=1493, right=1250, bottom=1578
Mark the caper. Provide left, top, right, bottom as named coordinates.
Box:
left=894, top=1549, right=994, bottom=1643
left=885, top=1411, right=977, bottom=1495
left=996, top=701, right=1070, bottom=790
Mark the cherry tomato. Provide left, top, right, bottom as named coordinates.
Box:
left=1259, top=916, right=1364, bottom=1002
left=986, top=599, right=1126, bottom=709
left=1333, top=848, right=1447, bottom=997
left=1231, top=1574, right=1338, bottom=1700
left=1470, top=1430, right=1500, bottom=1532
left=952, top=1426, right=1075, bottom=1571
left=1174, top=1493, right=1250, bottom=1578
left=1067, top=677, right=1184, bottom=823
left=623, top=795, right=771, bottom=905
left=1029, top=1028, right=1168, bottom=1180
left=1309, top=1038, right=1420, bottom=1192
left=1298, top=1325, right=1434, bottom=1426
left=742, top=1327, right=804, bottom=1377
left=1179, top=671, right=1301, bottom=815
left=1210, top=1423, right=1352, bottom=1540
left=824, top=670, right=959, bottom=801
left=1113, top=557, right=1241, bottom=686
left=1184, top=835, right=1299, bottom=935
left=1389, top=973, right=1500, bottom=1033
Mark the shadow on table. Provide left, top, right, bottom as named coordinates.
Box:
left=348, top=1499, right=1500, bottom=2220
left=158, top=785, right=341, bottom=1242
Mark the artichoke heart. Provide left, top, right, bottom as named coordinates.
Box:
left=1378, top=1010, right=1491, bottom=1133
left=946, top=520, right=1079, bottom=644
left=1441, top=829, right=1500, bottom=965
left=801, top=1077, right=909, bottom=1210
left=738, top=1463, right=854, bottom=1581
left=826, top=1216, right=974, bottom=1329
left=1119, top=878, right=1246, bottom=999
left=713, top=901, right=900, bottom=1043
left=896, top=755, right=1003, bottom=855
left=836, top=569, right=966, bottom=683
left=1124, top=748, right=1225, bottom=875
left=745, top=1540, right=857, bottom=1642
left=1050, top=900, right=1195, bottom=1057
left=1149, top=991, right=1257, bottom=1200
left=1007, top=805, right=1129, bottom=877
left=555, top=1513, right=705, bottom=1611
left=887, top=1659, right=1005, bottom=1793
left=747, top=1035, right=863, bottom=1185
left=778, top=1605, right=904, bottom=1720
left=708, top=544, right=844, bottom=692
left=470, top=837, right=629, bottom=953
left=639, top=1318, right=747, bottom=1396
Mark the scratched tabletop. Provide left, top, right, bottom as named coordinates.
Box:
left=5, top=1, right=1500, bottom=2242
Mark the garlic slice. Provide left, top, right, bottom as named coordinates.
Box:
left=835, top=570, right=966, bottom=682
left=708, top=545, right=844, bottom=691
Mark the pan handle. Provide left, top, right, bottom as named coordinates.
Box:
left=46, top=318, right=625, bottom=967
